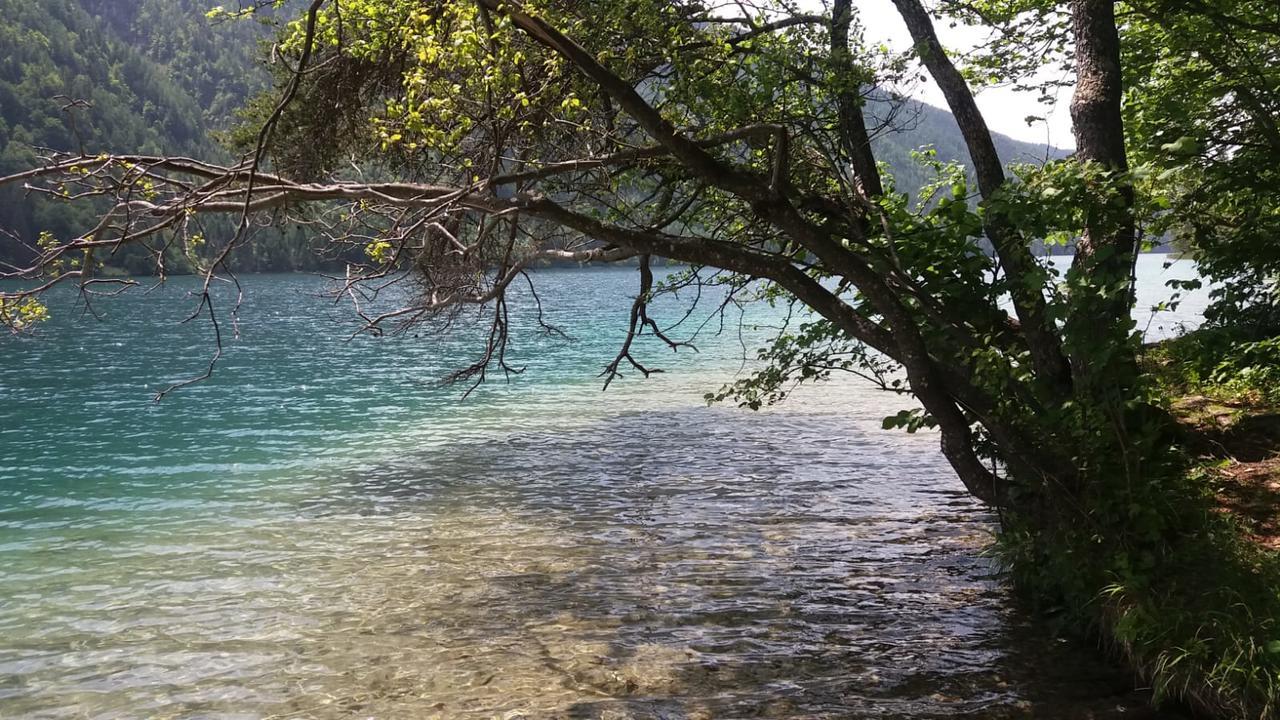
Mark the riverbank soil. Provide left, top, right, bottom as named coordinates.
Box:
left=1171, top=395, right=1280, bottom=549
left=1146, top=326, right=1280, bottom=549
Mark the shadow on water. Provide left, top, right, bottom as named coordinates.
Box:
left=313, top=405, right=1183, bottom=720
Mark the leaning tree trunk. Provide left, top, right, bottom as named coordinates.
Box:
left=891, top=0, right=1072, bottom=398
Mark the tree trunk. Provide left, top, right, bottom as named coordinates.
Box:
left=1071, top=0, right=1130, bottom=174
left=1068, top=0, right=1138, bottom=387
left=892, top=0, right=1072, bottom=396
left=831, top=0, right=883, bottom=198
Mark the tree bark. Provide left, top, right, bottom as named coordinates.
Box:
left=831, top=0, right=884, bottom=198
left=1068, top=0, right=1138, bottom=387
left=1070, top=0, right=1130, bottom=174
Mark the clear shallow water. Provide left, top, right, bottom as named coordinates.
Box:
left=0, top=258, right=1201, bottom=719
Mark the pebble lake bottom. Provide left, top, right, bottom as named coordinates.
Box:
left=0, top=256, right=1207, bottom=718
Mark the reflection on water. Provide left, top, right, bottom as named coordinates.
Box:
left=0, top=260, right=1198, bottom=718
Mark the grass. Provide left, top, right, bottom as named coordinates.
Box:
left=1099, top=511, right=1280, bottom=718
left=1127, top=326, right=1280, bottom=718
left=1002, top=324, right=1280, bottom=719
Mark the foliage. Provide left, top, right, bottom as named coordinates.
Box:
left=0, top=294, right=49, bottom=329
left=1000, top=476, right=1280, bottom=718
left=1148, top=324, right=1280, bottom=407
left=1121, top=0, right=1280, bottom=326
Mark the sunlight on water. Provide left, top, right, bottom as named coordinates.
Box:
left=0, top=258, right=1198, bottom=718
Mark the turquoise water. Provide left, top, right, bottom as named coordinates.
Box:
left=0, top=258, right=1201, bottom=718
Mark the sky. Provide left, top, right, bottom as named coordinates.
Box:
left=834, top=0, right=1077, bottom=149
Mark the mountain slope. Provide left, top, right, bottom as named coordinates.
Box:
left=0, top=0, right=270, bottom=268
left=862, top=92, right=1067, bottom=198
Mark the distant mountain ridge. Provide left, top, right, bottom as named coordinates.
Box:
left=866, top=94, right=1069, bottom=195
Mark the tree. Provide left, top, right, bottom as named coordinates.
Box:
left=1, top=1, right=1277, bottom=712
left=1, top=0, right=1132, bottom=499
left=1122, top=0, right=1280, bottom=328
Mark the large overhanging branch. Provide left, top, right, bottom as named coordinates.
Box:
left=0, top=151, right=900, bottom=355
left=347, top=0, right=1015, bottom=500
left=0, top=0, right=1076, bottom=505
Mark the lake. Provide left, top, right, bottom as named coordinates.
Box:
left=0, top=256, right=1204, bottom=718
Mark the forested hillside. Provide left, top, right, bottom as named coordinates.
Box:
left=868, top=98, right=1064, bottom=196
left=0, top=0, right=283, bottom=272
left=0, top=0, right=1063, bottom=272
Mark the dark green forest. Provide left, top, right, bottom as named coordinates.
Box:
left=0, top=0, right=324, bottom=273
left=0, top=0, right=1064, bottom=273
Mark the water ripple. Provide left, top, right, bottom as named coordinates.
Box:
left=0, top=266, right=1196, bottom=718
